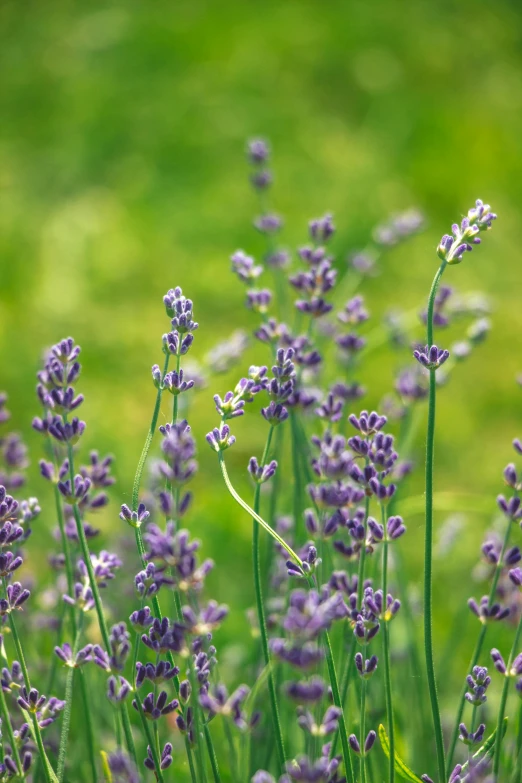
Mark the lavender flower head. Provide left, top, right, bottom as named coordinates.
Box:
left=437, top=200, right=497, bottom=265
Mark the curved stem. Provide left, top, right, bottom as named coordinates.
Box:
left=252, top=425, right=286, bottom=771
left=381, top=504, right=395, bottom=783
left=218, top=452, right=302, bottom=566
left=447, top=518, right=513, bottom=768
left=132, top=353, right=170, bottom=511
left=423, top=261, right=447, bottom=783
left=494, top=610, right=522, bottom=776
left=323, top=631, right=354, bottom=783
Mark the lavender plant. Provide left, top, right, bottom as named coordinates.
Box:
left=0, top=140, right=518, bottom=783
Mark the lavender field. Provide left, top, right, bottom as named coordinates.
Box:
left=0, top=2, right=522, bottom=781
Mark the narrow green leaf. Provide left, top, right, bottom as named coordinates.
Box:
left=100, top=751, right=113, bottom=782
left=378, top=724, right=424, bottom=783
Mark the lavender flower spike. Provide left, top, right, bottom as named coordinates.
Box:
left=437, top=200, right=497, bottom=265
left=413, top=345, right=450, bottom=370
left=206, top=424, right=236, bottom=452
left=119, top=502, right=150, bottom=529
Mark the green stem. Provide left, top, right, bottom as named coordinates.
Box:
left=0, top=680, right=23, bottom=776
left=218, top=452, right=302, bottom=567
left=289, top=412, right=303, bottom=539
left=381, top=504, right=394, bottom=783
left=423, top=261, right=447, bottom=783
left=57, top=617, right=84, bottom=782
left=133, top=692, right=164, bottom=783
left=494, top=610, right=522, bottom=777
left=121, top=702, right=138, bottom=775
left=253, top=425, right=286, bottom=771
left=204, top=723, right=221, bottom=783
left=79, top=670, right=97, bottom=783
left=8, top=614, right=58, bottom=783
left=223, top=718, right=239, bottom=783
left=331, top=491, right=371, bottom=761
left=132, top=353, right=170, bottom=511
left=447, top=517, right=513, bottom=768
left=65, top=442, right=138, bottom=772
left=360, top=660, right=367, bottom=783
left=323, top=630, right=354, bottom=783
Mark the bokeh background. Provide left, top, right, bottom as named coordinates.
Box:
left=1, top=0, right=522, bottom=765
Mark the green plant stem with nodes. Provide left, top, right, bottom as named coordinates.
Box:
left=65, top=441, right=139, bottom=772
left=359, top=643, right=368, bottom=783
left=133, top=691, right=165, bottom=783
left=132, top=352, right=170, bottom=511
left=494, top=602, right=522, bottom=776
left=129, top=356, right=198, bottom=782
left=423, top=259, right=447, bottom=783
left=380, top=503, right=395, bottom=783
left=447, top=517, right=514, bottom=768
left=330, top=492, right=371, bottom=761
left=252, top=423, right=287, bottom=771
left=57, top=615, right=84, bottom=782
left=79, top=669, right=97, bottom=783
left=7, top=612, right=59, bottom=783
left=216, top=453, right=353, bottom=781
left=0, top=678, right=23, bottom=777
left=322, top=630, right=355, bottom=783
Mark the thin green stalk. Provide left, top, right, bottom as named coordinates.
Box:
left=204, top=723, right=221, bottom=783
left=218, top=452, right=303, bottom=567
left=133, top=692, right=164, bottom=783
left=290, top=412, right=303, bottom=539
left=121, top=703, right=138, bottom=774
left=323, top=630, right=354, bottom=783
left=65, top=442, right=138, bottom=772
left=57, top=617, right=84, bottom=782
left=423, top=260, right=447, bottom=783
left=331, top=491, right=371, bottom=761
left=447, top=518, right=513, bottom=768
left=132, top=352, right=170, bottom=511
left=360, top=657, right=367, bottom=783
left=381, top=504, right=394, bottom=783
left=223, top=718, right=239, bottom=783
left=172, top=343, right=182, bottom=424
left=79, top=670, right=97, bottom=783
left=252, top=425, right=286, bottom=771
left=8, top=614, right=58, bottom=783
left=188, top=662, right=208, bottom=783
left=494, top=610, right=522, bottom=777
left=0, top=681, right=23, bottom=776
left=133, top=528, right=197, bottom=782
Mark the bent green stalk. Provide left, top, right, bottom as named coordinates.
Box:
left=423, top=260, right=447, bottom=783
left=447, top=518, right=513, bottom=768
left=381, top=503, right=395, bottom=783
left=217, top=452, right=303, bottom=568
left=252, top=424, right=286, bottom=770
left=494, top=608, right=522, bottom=776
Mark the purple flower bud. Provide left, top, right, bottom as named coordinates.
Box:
left=413, top=344, right=450, bottom=370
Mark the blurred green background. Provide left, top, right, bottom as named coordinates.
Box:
left=1, top=0, right=522, bottom=757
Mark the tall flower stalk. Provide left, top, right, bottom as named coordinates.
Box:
left=419, top=200, right=497, bottom=782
